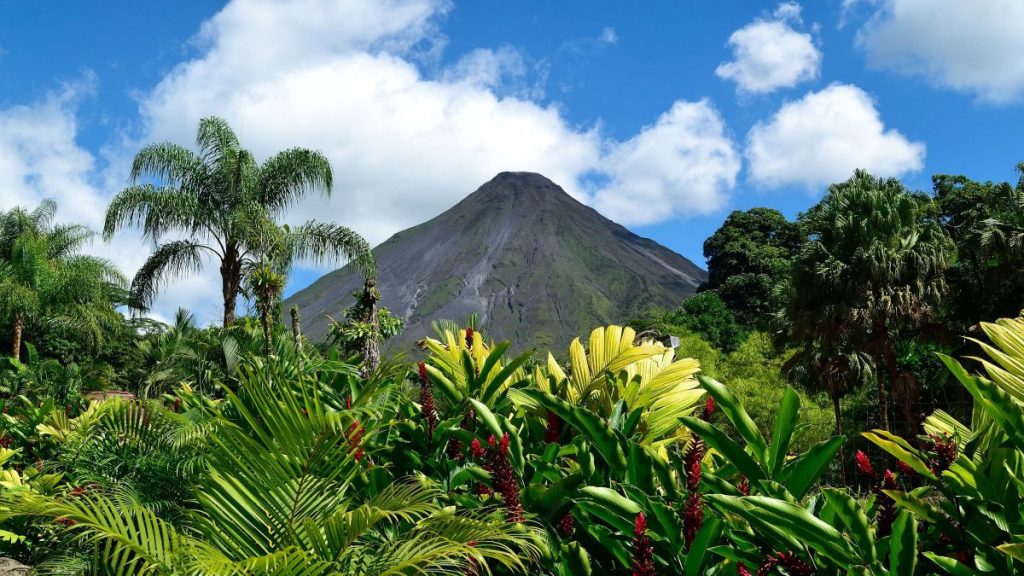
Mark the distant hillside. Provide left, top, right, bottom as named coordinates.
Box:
left=285, top=172, right=706, bottom=351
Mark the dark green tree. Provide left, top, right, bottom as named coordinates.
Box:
left=0, top=200, right=126, bottom=361
left=788, top=170, right=954, bottom=432
left=702, top=207, right=800, bottom=328
left=634, top=292, right=747, bottom=352
left=934, top=167, right=1024, bottom=327
left=104, top=116, right=374, bottom=327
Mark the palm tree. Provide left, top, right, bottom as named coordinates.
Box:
left=104, top=116, right=374, bottom=327
left=784, top=342, right=873, bottom=482
left=247, top=263, right=286, bottom=357
left=788, top=170, right=953, bottom=431
left=0, top=200, right=126, bottom=361
left=975, top=162, right=1024, bottom=270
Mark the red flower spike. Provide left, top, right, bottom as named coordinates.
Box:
left=465, top=327, right=475, bottom=349
left=544, top=410, right=561, bottom=444
left=737, top=476, right=750, bottom=496
left=682, top=437, right=706, bottom=549
left=465, top=539, right=481, bottom=576
left=419, top=369, right=438, bottom=442
left=486, top=433, right=522, bottom=522
left=737, top=563, right=752, bottom=576
left=756, top=552, right=815, bottom=576
left=634, top=512, right=647, bottom=536
left=683, top=492, right=704, bottom=550
left=703, top=396, right=715, bottom=421
left=557, top=512, right=575, bottom=537
left=631, top=512, right=656, bottom=576
left=418, top=361, right=428, bottom=383
left=447, top=439, right=464, bottom=461
left=855, top=450, right=876, bottom=479
left=470, top=438, right=486, bottom=459
left=923, top=433, right=958, bottom=475
left=488, top=434, right=496, bottom=447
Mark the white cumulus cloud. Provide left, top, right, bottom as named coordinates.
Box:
left=853, top=0, right=1024, bottom=103
left=716, top=3, right=821, bottom=94
left=593, top=101, right=739, bottom=224
left=745, top=83, right=925, bottom=189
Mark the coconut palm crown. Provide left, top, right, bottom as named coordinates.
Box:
left=104, top=116, right=374, bottom=326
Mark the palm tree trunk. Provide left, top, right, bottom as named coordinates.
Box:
left=261, top=307, right=273, bottom=358
left=358, top=278, right=380, bottom=377
left=872, top=324, right=892, bottom=432
left=290, top=306, right=302, bottom=351
left=11, top=312, right=23, bottom=361
left=832, top=391, right=846, bottom=483
left=220, top=246, right=242, bottom=327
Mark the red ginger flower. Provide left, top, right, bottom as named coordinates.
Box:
left=470, top=437, right=487, bottom=459
left=682, top=437, right=705, bottom=549
left=418, top=362, right=438, bottom=442
left=737, top=563, right=752, bottom=576
left=855, top=450, right=876, bottom=480
left=465, top=327, right=475, bottom=349
left=557, top=511, right=575, bottom=537
left=703, top=396, right=715, bottom=421
left=757, top=551, right=815, bottom=576
left=923, top=433, right=957, bottom=475
left=544, top=410, right=561, bottom=444
left=877, top=469, right=898, bottom=537
left=447, top=439, right=464, bottom=461
left=631, top=512, right=656, bottom=576
left=487, top=433, right=522, bottom=522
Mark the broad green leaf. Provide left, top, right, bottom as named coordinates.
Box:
left=767, top=387, right=800, bottom=476
left=684, top=516, right=722, bottom=576
left=780, top=435, right=845, bottom=499
left=924, top=552, right=977, bottom=576
left=579, top=486, right=642, bottom=517
left=680, top=416, right=765, bottom=483
left=520, top=389, right=627, bottom=471
left=890, top=511, right=917, bottom=576
left=822, top=488, right=876, bottom=565
left=698, top=375, right=767, bottom=461
left=468, top=399, right=503, bottom=441
left=862, top=430, right=936, bottom=479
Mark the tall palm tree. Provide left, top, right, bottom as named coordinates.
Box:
left=104, top=116, right=374, bottom=327
left=0, top=200, right=126, bottom=361
left=976, top=162, right=1024, bottom=269
left=787, top=170, right=953, bottom=431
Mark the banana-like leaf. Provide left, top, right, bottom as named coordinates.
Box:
left=890, top=511, right=917, bottom=576
left=697, top=375, right=767, bottom=461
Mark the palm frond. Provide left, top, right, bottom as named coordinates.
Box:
left=286, top=221, right=375, bottom=275
left=130, top=240, right=209, bottom=309
left=257, top=147, right=333, bottom=214
left=129, top=142, right=205, bottom=189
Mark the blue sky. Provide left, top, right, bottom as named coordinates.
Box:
left=2, top=0, right=1023, bottom=323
